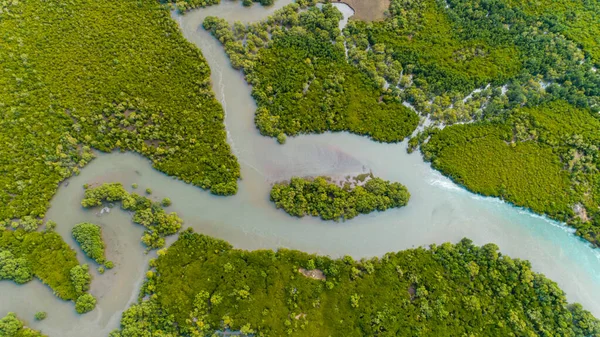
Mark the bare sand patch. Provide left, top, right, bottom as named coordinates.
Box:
left=334, top=0, right=390, bottom=22
left=298, top=268, right=326, bottom=281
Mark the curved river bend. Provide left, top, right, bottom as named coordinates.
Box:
left=1, top=2, right=600, bottom=336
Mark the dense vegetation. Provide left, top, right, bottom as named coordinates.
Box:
left=0, top=228, right=95, bottom=311
left=205, top=0, right=599, bottom=130
left=75, top=293, right=97, bottom=315
left=0, top=251, right=33, bottom=285
left=1, top=0, right=600, bottom=332
left=72, top=223, right=108, bottom=265
left=110, top=229, right=600, bottom=336
left=504, top=0, right=600, bottom=63
left=0, top=313, right=46, bottom=337
left=270, top=175, right=410, bottom=220
left=344, top=0, right=600, bottom=123
left=165, top=0, right=275, bottom=12
left=204, top=3, right=419, bottom=143
left=348, top=0, right=520, bottom=94
left=418, top=100, right=600, bottom=245
left=0, top=0, right=240, bottom=224
left=333, top=0, right=600, bottom=246
left=81, top=183, right=182, bottom=249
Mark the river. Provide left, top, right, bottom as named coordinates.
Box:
left=1, top=1, right=599, bottom=336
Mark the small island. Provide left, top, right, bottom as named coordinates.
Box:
left=0, top=228, right=96, bottom=314
left=72, top=223, right=108, bottom=266
left=270, top=175, right=410, bottom=220
left=81, top=183, right=182, bottom=250
left=0, top=313, right=46, bottom=336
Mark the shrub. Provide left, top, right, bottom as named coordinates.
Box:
left=34, top=312, right=47, bottom=321
left=161, top=198, right=172, bottom=207
left=72, top=223, right=106, bottom=265
left=75, top=294, right=97, bottom=314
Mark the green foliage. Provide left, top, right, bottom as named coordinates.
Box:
left=70, top=264, right=92, bottom=296
left=75, top=294, right=97, bottom=314
left=108, top=301, right=176, bottom=337
left=0, top=313, right=46, bottom=337
left=0, top=0, right=240, bottom=223
left=81, top=183, right=128, bottom=207
left=145, top=188, right=152, bottom=195
left=350, top=0, right=520, bottom=94
left=33, top=312, right=46, bottom=321
left=0, top=230, right=85, bottom=300
left=112, top=230, right=600, bottom=336
left=276, top=133, right=287, bottom=145
left=164, top=0, right=275, bottom=13
left=420, top=100, right=600, bottom=245
left=81, top=183, right=182, bottom=249
left=504, top=0, right=600, bottom=63
left=271, top=176, right=410, bottom=221
left=203, top=0, right=599, bottom=134
left=204, top=3, right=419, bottom=143
left=165, top=0, right=220, bottom=12
left=44, top=220, right=57, bottom=233
left=421, top=122, right=574, bottom=218
left=105, top=261, right=115, bottom=269
left=72, top=223, right=106, bottom=265
left=161, top=198, right=172, bottom=207
left=0, top=251, right=33, bottom=284
left=344, top=0, right=600, bottom=124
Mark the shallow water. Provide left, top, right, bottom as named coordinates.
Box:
left=2, top=1, right=600, bottom=335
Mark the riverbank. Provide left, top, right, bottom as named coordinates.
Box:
left=2, top=1, right=600, bottom=335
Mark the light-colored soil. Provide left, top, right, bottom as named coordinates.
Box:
left=573, top=203, right=589, bottom=222
left=298, top=268, right=326, bottom=281
left=335, top=0, right=391, bottom=22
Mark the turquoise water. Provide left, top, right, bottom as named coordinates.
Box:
left=1, top=2, right=599, bottom=336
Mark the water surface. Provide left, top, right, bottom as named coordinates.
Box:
left=1, top=2, right=600, bottom=335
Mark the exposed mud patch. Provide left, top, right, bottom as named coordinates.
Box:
left=298, top=268, right=326, bottom=281
left=334, top=0, right=390, bottom=21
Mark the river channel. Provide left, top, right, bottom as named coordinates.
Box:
left=1, top=1, right=599, bottom=336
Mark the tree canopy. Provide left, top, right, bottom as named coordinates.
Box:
left=271, top=175, right=410, bottom=221
left=0, top=228, right=96, bottom=311
left=81, top=183, right=183, bottom=250
left=110, top=229, right=600, bottom=336
left=417, top=100, right=600, bottom=246
left=72, top=223, right=107, bottom=265
left=0, top=313, right=46, bottom=337
left=0, top=0, right=240, bottom=224
left=204, top=2, right=419, bottom=143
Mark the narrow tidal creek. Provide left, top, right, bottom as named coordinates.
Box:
left=1, top=2, right=599, bottom=335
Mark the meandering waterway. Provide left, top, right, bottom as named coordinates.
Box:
left=1, top=1, right=600, bottom=336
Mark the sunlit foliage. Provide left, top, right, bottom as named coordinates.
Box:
left=164, top=0, right=275, bottom=13
left=0, top=229, right=94, bottom=305
left=0, top=0, right=240, bottom=223
left=110, top=229, right=600, bottom=336
left=0, top=313, right=46, bottom=337
left=204, top=3, right=419, bottom=143
left=0, top=251, right=33, bottom=285
left=420, top=100, right=600, bottom=245
left=81, top=183, right=182, bottom=249
left=75, top=293, right=97, bottom=315
left=346, top=0, right=599, bottom=124
left=72, top=223, right=107, bottom=265
left=271, top=175, right=410, bottom=220
left=504, top=0, right=600, bottom=63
